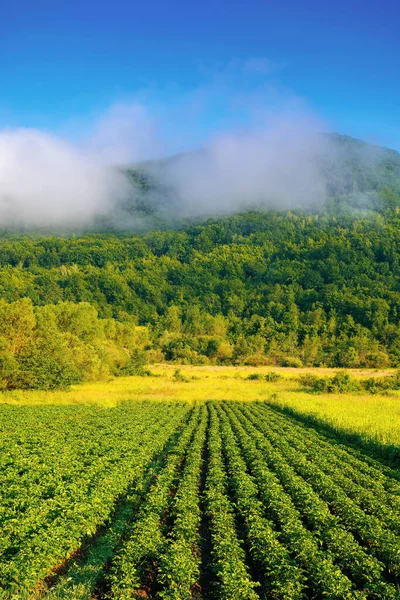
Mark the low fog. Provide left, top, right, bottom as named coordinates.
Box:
left=0, top=128, right=131, bottom=228
left=159, top=117, right=328, bottom=218
left=0, top=102, right=345, bottom=230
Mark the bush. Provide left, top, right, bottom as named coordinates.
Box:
left=299, top=373, right=328, bottom=393
left=173, top=368, right=189, bottom=382
left=300, top=370, right=360, bottom=394
left=279, top=356, right=304, bottom=368
left=120, top=348, right=147, bottom=375
left=245, top=371, right=282, bottom=382
left=265, top=371, right=281, bottom=382
left=329, top=370, right=361, bottom=393
left=245, top=373, right=263, bottom=380
left=363, top=370, right=400, bottom=393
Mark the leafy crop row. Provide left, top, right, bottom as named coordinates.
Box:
left=216, top=404, right=304, bottom=599
left=221, top=404, right=365, bottom=599
left=239, top=404, right=400, bottom=579
left=228, top=403, right=398, bottom=598
left=0, top=400, right=398, bottom=599
left=251, top=404, right=400, bottom=524
left=204, top=404, right=259, bottom=599
left=265, top=403, right=400, bottom=498
left=0, top=402, right=190, bottom=595
left=157, top=405, right=208, bottom=599
left=108, top=406, right=202, bottom=598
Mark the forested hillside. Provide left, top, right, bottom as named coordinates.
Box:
left=320, top=133, right=400, bottom=197
left=1, top=202, right=400, bottom=382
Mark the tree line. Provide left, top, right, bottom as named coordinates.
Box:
left=0, top=299, right=148, bottom=390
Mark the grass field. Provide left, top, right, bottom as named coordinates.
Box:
left=2, top=364, right=399, bottom=450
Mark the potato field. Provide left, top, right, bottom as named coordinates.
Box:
left=0, top=400, right=399, bottom=599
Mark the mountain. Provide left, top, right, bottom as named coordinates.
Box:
left=1, top=134, right=400, bottom=380
left=121, top=133, right=400, bottom=224
left=320, top=133, right=400, bottom=196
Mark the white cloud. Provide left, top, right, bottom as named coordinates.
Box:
left=0, top=128, right=128, bottom=228
left=0, top=66, right=331, bottom=229
left=161, top=112, right=328, bottom=217
left=85, top=102, right=163, bottom=165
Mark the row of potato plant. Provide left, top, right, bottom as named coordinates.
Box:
left=204, top=404, right=259, bottom=600
left=265, top=404, right=400, bottom=496
left=0, top=402, right=190, bottom=595
left=44, top=408, right=197, bottom=599
left=229, top=403, right=398, bottom=599
left=239, top=403, right=400, bottom=580
left=252, top=404, right=400, bottom=523
left=108, top=407, right=201, bottom=599
left=215, top=404, right=304, bottom=599
left=221, top=403, right=366, bottom=599
left=157, top=404, right=208, bottom=600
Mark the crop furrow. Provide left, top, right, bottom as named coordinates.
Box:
left=105, top=406, right=202, bottom=599
left=228, top=403, right=398, bottom=598
left=238, top=403, right=400, bottom=581
left=215, top=403, right=305, bottom=599
left=221, top=403, right=366, bottom=599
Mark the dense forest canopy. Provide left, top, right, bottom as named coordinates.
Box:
left=1, top=206, right=400, bottom=376
left=1, top=134, right=400, bottom=388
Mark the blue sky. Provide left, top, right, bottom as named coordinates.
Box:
left=1, top=0, right=399, bottom=150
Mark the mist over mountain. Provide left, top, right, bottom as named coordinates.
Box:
left=114, top=132, right=400, bottom=230
left=0, top=129, right=399, bottom=234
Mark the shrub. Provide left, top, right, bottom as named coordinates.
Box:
left=279, top=356, right=304, bottom=368
left=173, top=368, right=189, bottom=382
left=265, top=371, right=281, bottom=382
left=120, top=348, right=147, bottom=375
left=300, top=370, right=360, bottom=394
left=363, top=369, right=400, bottom=392
left=299, top=373, right=329, bottom=393
left=245, top=373, right=263, bottom=380
left=329, top=370, right=361, bottom=392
